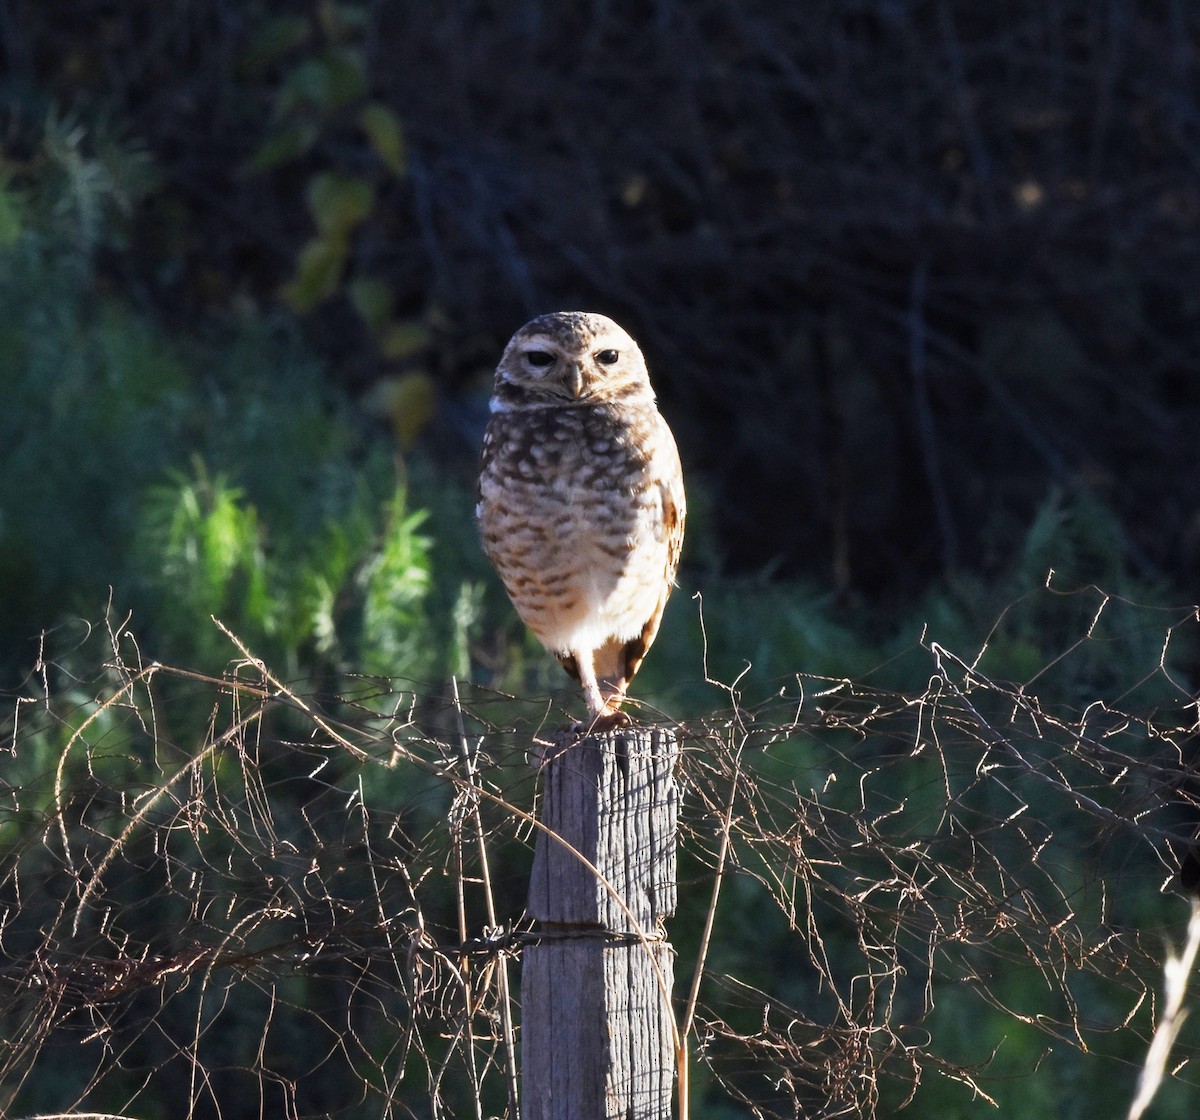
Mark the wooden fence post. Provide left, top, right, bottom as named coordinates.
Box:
left=521, top=726, right=679, bottom=1120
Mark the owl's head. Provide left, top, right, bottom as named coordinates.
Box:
left=491, top=312, right=654, bottom=411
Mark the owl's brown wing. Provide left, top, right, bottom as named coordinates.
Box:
left=621, top=455, right=687, bottom=687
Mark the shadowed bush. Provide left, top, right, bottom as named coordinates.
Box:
left=7, top=1, right=1200, bottom=597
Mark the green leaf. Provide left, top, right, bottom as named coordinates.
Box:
left=241, top=15, right=311, bottom=74
left=276, top=58, right=332, bottom=116
left=348, top=276, right=393, bottom=329
left=277, top=49, right=366, bottom=116
left=370, top=370, right=435, bottom=449
left=378, top=320, right=429, bottom=361
left=360, top=103, right=406, bottom=176
left=282, top=235, right=349, bottom=313
left=243, top=122, right=320, bottom=174
left=321, top=47, right=368, bottom=107
left=306, top=172, right=374, bottom=238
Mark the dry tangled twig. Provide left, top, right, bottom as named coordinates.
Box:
left=2, top=590, right=1199, bottom=1117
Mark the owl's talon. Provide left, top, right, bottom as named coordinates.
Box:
left=586, top=709, right=633, bottom=734
left=562, top=709, right=631, bottom=738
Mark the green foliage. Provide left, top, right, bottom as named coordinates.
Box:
left=358, top=500, right=434, bottom=678
left=640, top=475, right=1177, bottom=723
left=359, top=102, right=407, bottom=176
left=143, top=465, right=268, bottom=624
left=0, top=174, right=24, bottom=246
left=135, top=451, right=440, bottom=681
left=242, top=5, right=423, bottom=363
left=33, top=111, right=159, bottom=254
left=0, top=117, right=451, bottom=691
left=0, top=132, right=178, bottom=663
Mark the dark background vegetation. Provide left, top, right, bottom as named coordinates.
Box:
left=7, top=0, right=1200, bottom=602
left=3, top=2, right=1200, bottom=1117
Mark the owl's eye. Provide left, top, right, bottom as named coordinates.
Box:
left=596, top=349, right=619, bottom=365
left=525, top=351, right=555, bottom=368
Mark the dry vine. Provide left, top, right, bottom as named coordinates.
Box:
left=2, top=587, right=1199, bottom=1118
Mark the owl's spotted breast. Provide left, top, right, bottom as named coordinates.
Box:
left=481, top=403, right=659, bottom=507
left=479, top=404, right=674, bottom=635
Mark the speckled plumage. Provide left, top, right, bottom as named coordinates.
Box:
left=477, top=312, right=685, bottom=723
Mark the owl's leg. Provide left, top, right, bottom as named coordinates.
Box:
left=592, top=638, right=632, bottom=719
left=573, top=649, right=609, bottom=722
left=570, top=647, right=631, bottom=732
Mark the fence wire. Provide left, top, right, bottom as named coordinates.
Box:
left=2, top=589, right=1199, bottom=1118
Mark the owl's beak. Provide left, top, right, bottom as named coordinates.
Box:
left=565, top=362, right=586, bottom=398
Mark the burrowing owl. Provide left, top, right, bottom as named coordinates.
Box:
left=477, top=312, right=685, bottom=725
